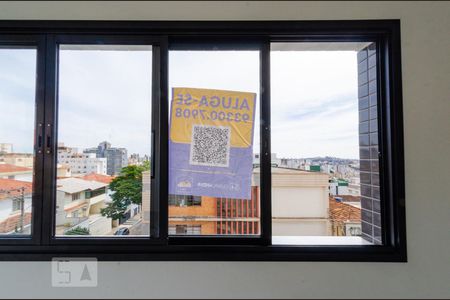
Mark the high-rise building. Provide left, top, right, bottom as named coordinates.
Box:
left=84, top=141, right=127, bottom=175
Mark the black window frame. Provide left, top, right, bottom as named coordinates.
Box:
left=0, top=20, right=406, bottom=262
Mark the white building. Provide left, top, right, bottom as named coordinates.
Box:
left=0, top=164, right=33, bottom=182
left=0, top=153, right=33, bottom=168
left=0, top=143, right=13, bottom=154
left=55, top=177, right=112, bottom=235
left=347, top=176, right=361, bottom=196
left=253, top=167, right=330, bottom=236
left=329, top=178, right=350, bottom=196
left=253, top=153, right=281, bottom=166
left=57, top=145, right=107, bottom=175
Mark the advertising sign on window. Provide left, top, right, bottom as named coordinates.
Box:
left=169, top=87, right=256, bottom=199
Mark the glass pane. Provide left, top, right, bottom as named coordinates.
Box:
left=55, top=45, right=152, bottom=237
left=0, top=47, right=36, bottom=235
left=270, top=42, right=380, bottom=245
left=169, top=49, right=260, bottom=236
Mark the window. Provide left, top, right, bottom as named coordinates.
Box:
left=169, top=195, right=201, bottom=207
left=11, top=198, right=22, bottom=212
left=55, top=42, right=153, bottom=237
left=0, top=43, right=39, bottom=237
left=71, top=193, right=80, bottom=201
left=169, top=224, right=202, bottom=235
left=270, top=42, right=380, bottom=245
left=168, top=45, right=261, bottom=237
left=0, top=21, right=406, bottom=261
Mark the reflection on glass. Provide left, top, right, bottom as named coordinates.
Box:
left=0, top=48, right=36, bottom=235
left=271, top=42, right=379, bottom=245
left=55, top=45, right=152, bottom=237
left=169, top=50, right=260, bottom=235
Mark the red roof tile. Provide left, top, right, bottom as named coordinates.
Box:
left=81, top=173, right=114, bottom=184
left=329, top=197, right=361, bottom=224
left=0, top=178, right=33, bottom=200
left=0, top=164, right=32, bottom=174
left=0, top=212, right=32, bottom=233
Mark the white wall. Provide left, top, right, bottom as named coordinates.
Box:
left=273, top=219, right=328, bottom=236
left=0, top=1, right=449, bottom=298
left=272, top=187, right=328, bottom=218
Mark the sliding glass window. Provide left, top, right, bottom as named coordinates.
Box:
left=270, top=42, right=382, bottom=245
left=0, top=45, right=39, bottom=237
left=0, top=21, right=406, bottom=261
left=54, top=44, right=153, bottom=237
left=168, top=46, right=261, bottom=236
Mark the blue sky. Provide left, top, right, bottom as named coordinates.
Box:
left=0, top=47, right=358, bottom=158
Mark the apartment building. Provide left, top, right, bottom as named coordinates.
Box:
left=58, top=144, right=107, bottom=175
left=0, top=153, right=33, bottom=168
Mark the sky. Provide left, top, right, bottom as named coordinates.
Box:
left=0, top=46, right=359, bottom=159
left=0, top=49, right=36, bottom=154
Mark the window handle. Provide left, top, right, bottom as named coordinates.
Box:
left=45, top=123, right=52, bottom=154
left=36, top=123, right=43, bottom=154
left=151, top=129, right=155, bottom=179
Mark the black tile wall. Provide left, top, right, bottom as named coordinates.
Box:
left=370, top=146, right=379, bottom=159
left=373, top=212, right=381, bottom=227
left=360, top=147, right=370, bottom=159
left=369, top=93, right=377, bottom=107
left=373, top=199, right=381, bottom=213
left=360, top=134, right=370, bottom=146
left=371, top=174, right=380, bottom=186
left=368, top=66, right=377, bottom=81
left=359, top=121, right=369, bottom=134
left=370, top=119, right=378, bottom=132
left=359, top=96, right=369, bottom=110
left=359, top=83, right=369, bottom=98
left=370, top=133, right=378, bottom=146
left=358, top=43, right=381, bottom=244
left=360, top=160, right=371, bottom=172
left=368, top=54, right=376, bottom=68
left=361, top=197, right=372, bottom=210
left=360, top=172, right=371, bottom=184
left=359, top=109, right=369, bottom=122
left=362, top=209, right=373, bottom=224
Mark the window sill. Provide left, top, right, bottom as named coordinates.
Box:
left=272, top=236, right=373, bottom=245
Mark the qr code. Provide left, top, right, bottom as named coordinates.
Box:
left=190, top=124, right=231, bottom=167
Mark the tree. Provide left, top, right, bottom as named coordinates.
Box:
left=100, top=162, right=150, bottom=220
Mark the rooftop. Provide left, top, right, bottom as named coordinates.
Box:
left=82, top=173, right=114, bottom=184
left=0, top=178, right=33, bottom=200
left=328, top=197, right=361, bottom=223
left=0, top=164, right=32, bottom=174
